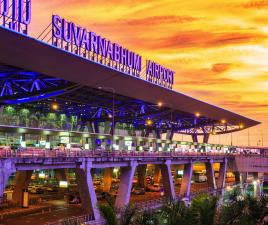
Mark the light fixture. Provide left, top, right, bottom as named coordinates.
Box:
left=108, top=114, right=113, bottom=118
left=51, top=103, right=59, bottom=110
left=157, top=102, right=163, bottom=107
left=239, top=124, right=244, bottom=129
left=195, top=112, right=200, bottom=117
left=145, top=119, right=153, bottom=126
left=221, top=119, right=226, bottom=124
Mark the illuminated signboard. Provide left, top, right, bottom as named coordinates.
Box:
left=52, top=15, right=142, bottom=78
left=146, top=60, right=174, bottom=89
left=0, top=0, right=31, bottom=34
left=52, top=15, right=174, bottom=89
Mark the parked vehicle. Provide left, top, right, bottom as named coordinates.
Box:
left=28, top=186, right=44, bottom=194
left=146, top=184, right=160, bottom=192
left=193, top=172, right=207, bottom=183
left=132, top=187, right=145, bottom=195
left=69, top=196, right=81, bottom=204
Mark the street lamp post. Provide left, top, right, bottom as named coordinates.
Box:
left=98, top=87, right=115, bottom=151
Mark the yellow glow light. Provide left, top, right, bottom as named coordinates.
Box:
left=195, top=112, right=200, bottom=117
left=146, top=119, right=153, bottom=126
left=52, top=103, right=59, bottom=111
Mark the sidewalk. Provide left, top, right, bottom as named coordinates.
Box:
left=0, top=204, right=52, bottom=221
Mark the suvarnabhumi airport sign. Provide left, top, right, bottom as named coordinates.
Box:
left=0, top=0, right=31, bottom=34
left=52, top=15, right=174, bottom=89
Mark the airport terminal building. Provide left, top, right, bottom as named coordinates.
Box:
left=0, top=1, right=266, bottom=223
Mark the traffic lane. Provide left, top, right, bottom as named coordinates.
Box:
left=1, top=201, right=86, bottom=225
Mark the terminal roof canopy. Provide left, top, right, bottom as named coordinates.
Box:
left=0, top=27, right=260, bottom=135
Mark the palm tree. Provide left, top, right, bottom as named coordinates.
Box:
left=133, top=210, right=160, bottom=225
left=99, top=203, right=118, bottom=225
left=190, top=195, right=218, bottom=225
left=161, top=200, right=193, bottom=225
left=99, top=196, right=118, bottom=225
left=217, top=194, right=268, bottom=225
left=98, top=197, right=136, bottom=225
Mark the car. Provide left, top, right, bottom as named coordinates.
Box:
left=68, top=196, right=81, bottom=204
left=132, top=187, right=145, bottom=195
left=176, top=178, right=182, bottom=185
left=28, top=187, right=44, bottom=194
left=146, top=184, right=160, bottom=192
left=109, top=190, right=118, bottom=198
left=42, top=185, right=58, bottom=192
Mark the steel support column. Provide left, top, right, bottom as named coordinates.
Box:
left=191, top=134, right=198, bottom=143
left=203, top=134, right=210, bottom=144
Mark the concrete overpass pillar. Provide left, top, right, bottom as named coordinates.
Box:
left=75, top=161, right=100, bottom=220
left=137, top=164, right=147, bottom=188
left=0, top=159, right=15, bottom=203
left=217, top=159, right=227, bottom=190
left=12, top=170, right=33, bottom=205
left=252, top=172, right=259, bottom=180
left=103, top=168, right=113, bottom=192
left=264, top=173, right=268, bottom=182
left=153, top=165, right=161, bottom=183
left=234, top=172, right=240, bottom=184
left=206, top=160, right=217, bottom=191
left=179, top=162, right=193, bottom=198
left=160, top=161, right=175, bottom=200
left=115, top=162, right=137, bottom=209
left=54, top=169, right=68, bottom=182
left=241, top=172, right=248, bottom=185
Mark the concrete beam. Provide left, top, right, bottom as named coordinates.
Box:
left=217, top=159, right=227, bottom=189
left=179, top=162, right=193, bottom=198
left=12, top=170, right=33, bottom=205
left=103, top=168, right=113, bottom=192
left=160, top=161, right=175, bottom=200
left=115, top=162, right=137, bottom=209
left=75, top=161, right=100, bottom=220
left=205, top=160, right=217, bottom=190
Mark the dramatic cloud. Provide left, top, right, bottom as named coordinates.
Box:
left=31, top=0, right=268, bottom=145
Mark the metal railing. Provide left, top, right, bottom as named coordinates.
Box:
left=45, top=214, right=94, bottom=225
left=0, top=148, right=235, bottom=159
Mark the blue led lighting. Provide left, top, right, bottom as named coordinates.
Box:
left=4, top=90, right=64, bottom=104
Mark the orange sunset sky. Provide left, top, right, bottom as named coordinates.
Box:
left=29, top=0, right=268, bottom=146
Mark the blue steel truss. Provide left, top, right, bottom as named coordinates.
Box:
left=0, top=64, right=79, bottom=104
left=0, top=64, right=243, bottom=136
